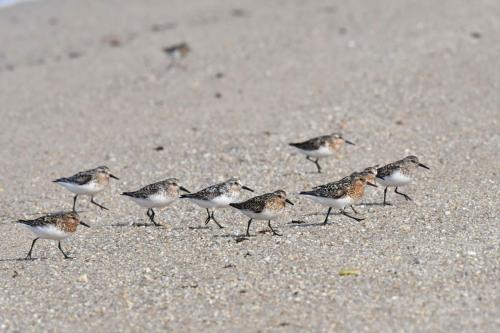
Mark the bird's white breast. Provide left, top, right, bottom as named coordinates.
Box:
left=377, top=170, right=412, bottom=187
left=187, top=198, right=218, bottom=209
left=129, top=194, right=176, bottom=208
left=211, top=194, right=238, bottom=207
left=189, top=194, right=236, bottom=209
left=25, top=225, right=71, bottom=240
left=58, top=181, right=104, bottom=195
left=239, top=209, right=280, bottom=221
left=303, top=194, right=353, bottom=210
left=297, top=145, right=332, bottom=158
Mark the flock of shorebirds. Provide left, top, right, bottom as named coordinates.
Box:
left=16, top=133, right=429, bottom=259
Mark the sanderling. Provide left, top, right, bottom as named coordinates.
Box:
left=312, top=165, right=379, bottom=214
left=230, top=190, right=294, bottom=236
left=289, top=133, right=355, bottom=173
left=313, top=165, right=378, bottom=189
left=163, top=42, right=190, bottom=69
left=17, top=211, right=90, bottom=260
left=164, top=42, right=190, bottom=58
left=53, top=166, right=119, bottom=211
left=122, top=178, right=190, bottom=226
left=376, top=155, right=430, bottom=205
left=300, top=172, right=377, bottom=224
left=180, top=177, right=254, bottom=228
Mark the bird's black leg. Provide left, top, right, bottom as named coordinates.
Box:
left=350, top=205, right=359, bottom=214
left=323, top=207, right=332, bottom=225
left=90, top=197, right=109, bottom=210
left=210, top=211, right=224, bottom=229
left=394, top=187, right=412, bottom=201
left=306, top=156, right=322, bottom=173
left=246, top=219, right=253, bottom=237
left=383, top=187, right=392, bottom=206
left=25, top=238, right=39, bottom=260
left=72, top=195, right=78, bottom=212
left=268, top=220, right=282, bottom=236
left=204, top=209, right=211, bottom=225
left=314, top=158, right=322, bottom=173
left=342, top=209, right=365, bottom=222
left=58, top=241, right=72, bottom=259
left=148, top=208, right=160, bottom=226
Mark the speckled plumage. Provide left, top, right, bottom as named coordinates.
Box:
left=163, top=42, right=190, bottom=57
left=123, top=178, right=181, bottom=199
left=181, top=177, right=247, bottom=202
left=376, top=156, right=429, bottom=205
left=53, top=166, right=119, bottom=211
left=377, top=156, right=420, bottom=179
left=54, top=166, right=113, bottom=186
left=17, top=211, right=89, bottom=259
left=230, top=190, right=293, bottom=237
left=18, top=211, right=82, bottom=233
left=307, top=180, right=352, bottom=200
left=181, top=177, right=254, bottom=228
left=289, top=133, right=346, bottom=151
left=122, top=178, right=190, bottom=226
left=301, top=173, right=377, bottom=224
left=289, top=133, right=355, bottom=173
left=230, top=191, right=286, bottom=213
left=313, top=166, right=378, bottom=191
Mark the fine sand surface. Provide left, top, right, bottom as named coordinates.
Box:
left=0, top=0, right=499, bottom=331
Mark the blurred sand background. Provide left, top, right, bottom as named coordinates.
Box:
left=0, top=0, right=499, bottom=331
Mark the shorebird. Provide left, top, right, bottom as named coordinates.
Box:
left=312, top=165, right=378, bottom=213
left=17, top=211, right=90, bottom=260
left=300, top=172, right=377, bottom=224
left=180, top=177, right=254, bottom=228
left=54, top=166, right=119, bottom=211
left=376, top=155, right=430, bottom=205
left=163, top=42, right=190, bottom=70
left=289, top=133, right=355, bottom=173
left=163, top=42, right=190, bottom=58
left=122, top=178, right=190, bottom=226
left=230, top=190, right=294, bottom=237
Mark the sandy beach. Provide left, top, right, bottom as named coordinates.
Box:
left=0, top=0, right=499, bottom=331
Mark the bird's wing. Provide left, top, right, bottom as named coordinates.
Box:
left=289, top=136, right=327, bottom=151
left=124, top=182, right=163, bottom=198
left=181, top=182, right=224, bottom=201
left=377, top=162, right=401, bottom=179
left=18, top=213, right=60, bottom=227
left=55, top=171, right=93, bottom=185
left=230, top=194, right=268, bottom=213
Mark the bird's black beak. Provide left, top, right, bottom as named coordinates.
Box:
left=285, top=199, right=294, bottom=205
left=367, top=182, right=378, bottom=187
left=345, top=140, right=355, bottom=145
left=180, top=186, right=191, bottom=193
left=418, top=163, right=430, bottom=170
left=110, top=174, right=119, bottom=180
left=242, top=186, right=254, bottom=192
left=80, top=221, right=91, bottom=228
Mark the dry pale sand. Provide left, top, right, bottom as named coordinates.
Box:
left=0, top=0, right=499, bottom=332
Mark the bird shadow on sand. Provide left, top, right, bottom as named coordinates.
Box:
left=187, top=226, right=212, bottom=230
left=286, top=211, right=363, bottom=228
left=360, top=201, right=388, bottom=207
left=213, top=232, right=251, bottom=238
left=213, top=232, right=270, bottom=243
left=108, top=222, right=163, bottom=228
left=0, top=257, right=49, bottom=262
left=286, top=221, right=325, bottom=228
